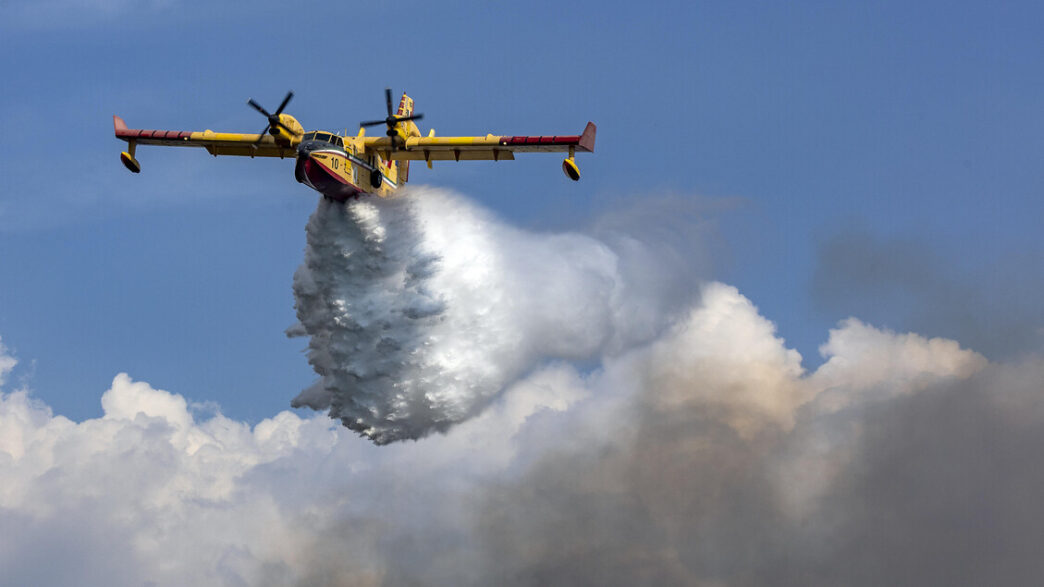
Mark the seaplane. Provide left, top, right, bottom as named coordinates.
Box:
left=113, top=89, right=596, bottom=201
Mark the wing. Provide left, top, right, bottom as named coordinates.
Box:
left=113, top=115, right=296, bottom=158
left=362, top=122, right=596, bottom=161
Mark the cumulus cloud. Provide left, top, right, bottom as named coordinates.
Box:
left=0, top=372, right=346, bottom=586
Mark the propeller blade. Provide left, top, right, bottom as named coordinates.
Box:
left=254, top=124, right=270, bottom=144
left=361, top=90, right=415, bottom=144
left=274, top=91, right=294, bottom=115
left=247, top=99, right=271, bottom=117
left=247, top=92, right=295, bottom=142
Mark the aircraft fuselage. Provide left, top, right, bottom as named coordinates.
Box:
left=295, top=136, right=396, bottom=201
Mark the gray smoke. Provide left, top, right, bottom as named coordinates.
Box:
left=812, top=229, right=1044, bottom=359
left=287, top=187, right=705, bottom=443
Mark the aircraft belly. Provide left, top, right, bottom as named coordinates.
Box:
left=299, top=152, right=363, bottom=201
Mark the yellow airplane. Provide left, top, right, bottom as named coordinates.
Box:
left=114, top=89, right=596, bottom=201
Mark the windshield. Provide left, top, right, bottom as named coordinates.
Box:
left=302, top=132, right=343, bottom=147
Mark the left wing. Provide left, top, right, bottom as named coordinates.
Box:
left=114, top=115, right=297, bottom=159
left=362, top=122, right=596, bottom=162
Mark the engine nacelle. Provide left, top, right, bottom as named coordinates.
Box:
left=562, top=156, right=580, bottom=181
left=120, top=151, right=141, bottom=173
left=271, top=113, right=305, bottom=145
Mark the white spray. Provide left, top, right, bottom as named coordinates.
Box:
left=287, top=187, right=700, bottom=443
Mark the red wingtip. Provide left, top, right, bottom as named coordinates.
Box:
left=113, top=115, right=128, bottom=133
left=578, top=121, right=596, bottom=153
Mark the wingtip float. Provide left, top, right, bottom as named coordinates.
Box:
left=113, top=90, right=596, bottom=200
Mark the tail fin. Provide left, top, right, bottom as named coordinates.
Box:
left=395, top=93, right=418, bottom=183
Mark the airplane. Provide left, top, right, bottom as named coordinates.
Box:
left=113, top=89, right=596, bottom=201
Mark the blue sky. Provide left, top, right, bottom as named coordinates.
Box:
left=1, top=0, right=1041, bottom=424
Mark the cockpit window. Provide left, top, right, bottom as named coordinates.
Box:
left=333, top=136, right=343, bottom=147
left=316, top=132, right=333, bottom=143
left=302, top=132, right=316, bottom=141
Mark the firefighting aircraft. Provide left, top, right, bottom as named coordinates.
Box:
left=113, top=89, right=596, bottom=201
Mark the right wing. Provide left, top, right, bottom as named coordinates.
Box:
left=360, top=122, right=597, bottom=161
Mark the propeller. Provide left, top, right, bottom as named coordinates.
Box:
left=359, top=88, right=423, bottom=151
left=247, top=91, right=294, bottom=144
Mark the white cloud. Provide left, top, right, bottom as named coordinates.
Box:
left=809, top=317, right=987, bottom=413
left=0, top=337, right=16, bottom=387
left=636, top=281, right=809, bottom=436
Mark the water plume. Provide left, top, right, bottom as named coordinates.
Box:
left=288, top=187, right=700, bottom=443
